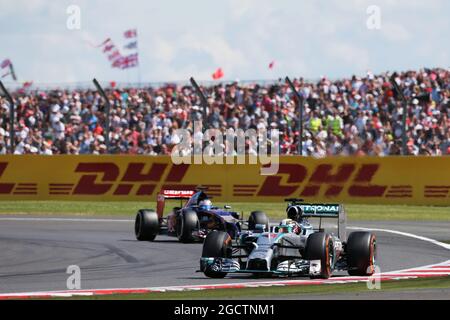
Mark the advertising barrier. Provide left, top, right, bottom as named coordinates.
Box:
left=0, top=155, right=449, bottom=205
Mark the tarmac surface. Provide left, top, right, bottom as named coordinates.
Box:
left=0, top=216, right=449, bottom=296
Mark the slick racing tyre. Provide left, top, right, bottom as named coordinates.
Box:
left=176, top=209, right=199, bottom=243
left=248, top=211, right=269, bottom=231
left=135, top=209, right=159, bottom=241
left=202, top=231, right=232, bottom=278
left=346, top=231, right=377, bottom=276
left=305, top=232, right=334, bottom=279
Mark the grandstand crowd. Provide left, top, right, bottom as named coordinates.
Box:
left=0, top=68, right=449, bottom=156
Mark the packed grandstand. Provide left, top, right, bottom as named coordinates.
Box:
left=0, top=67, right=448, bottom=156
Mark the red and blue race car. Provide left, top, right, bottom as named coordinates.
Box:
left=134, top=188, right=269, bottom=243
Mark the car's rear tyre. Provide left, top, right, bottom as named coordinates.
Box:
left=202, top=231, right=231, bottom=278
left=347, top=231, right=376, bottom=276
left=176, top=209, right=199, bottom=243
left=135, top=209, right=159, bottom=241
left=248, top=211, right=269, bottom=231
left=305, top=232, right=333, bottom=279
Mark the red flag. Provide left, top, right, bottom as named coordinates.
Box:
left=268, top=61, right=275, bottom=69
left=108, top=50, right=121, bottom=61
left=212, top=68, right=224, bottom=80
left=124, top=29, right=137, bottom=39
left=23, top=81, right=33, bottom=88
left=103, top=44, right=115, bottom=53
left=111, top=57, right=124, bottom=68
left=110, top=81, right=117, bottom=88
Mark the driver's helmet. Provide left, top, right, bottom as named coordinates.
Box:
left=278, top=219, right=296, bottom=233
left=287, top=205, right=302, bottom=221
left=199, top=199, right=212, bottom=210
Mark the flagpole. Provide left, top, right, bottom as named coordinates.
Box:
left=286, top=76, right=304, bottom=156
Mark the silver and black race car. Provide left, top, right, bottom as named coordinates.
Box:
left=199, top=199, right=376, bottom=279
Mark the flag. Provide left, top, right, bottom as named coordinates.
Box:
left=102, top=44, right=115, bottom=53
left=111, top=57, right=124, bottom=68
left=124, top=29, right=137, bottom=39
left=1, top=59, right=11, bottom=69
left=95, top=31, right=139, bottom=70
left=124, top=41, right=138, bottom=50
left=120, top=53, right=139, bottom=69
left=212, top=68, right=224, bottom=80
left=23, top=81, right=33, bottom=88
left=108, top=50, right=121, bottom=61
left=269, top=61, right=275, bottom=69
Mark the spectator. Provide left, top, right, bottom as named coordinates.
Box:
left=0, top=67, right=448, bottom=156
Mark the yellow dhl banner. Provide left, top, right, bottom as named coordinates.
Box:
left=0, top=155, right=449, bottom=205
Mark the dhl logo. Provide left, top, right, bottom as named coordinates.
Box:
left=239, top=163, right=391, bottom=198
left=0, top=160, right=448, bottom=202
left=66, top=162, right=393, bottom=198
left=59, top=162, right=191, bottom=196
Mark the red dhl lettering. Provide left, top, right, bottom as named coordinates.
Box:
left=72, top=162, right=189, bottom=196
left=70, top=162, right=388, bottom=198
left=258, top=163, right=387, bottom=198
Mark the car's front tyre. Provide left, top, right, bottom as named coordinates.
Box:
left=176, top=209, right=199, bottom=243
left=305, top=232, right=334, bottom=279
left=201, top=231, right=231, bottom=278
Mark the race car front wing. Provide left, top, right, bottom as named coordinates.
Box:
left=199, top=257, right=323, bottom=276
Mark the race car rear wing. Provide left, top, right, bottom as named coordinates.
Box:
left=159, top=189, right=195, bottom=199
left=156, top=189, right=195, bottom=218
left=298, top=203, right=341, bottom=218
left=286, top=200, right=347, bottom=240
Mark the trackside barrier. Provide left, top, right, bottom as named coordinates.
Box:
left=0, top=155, right=448, bottom=205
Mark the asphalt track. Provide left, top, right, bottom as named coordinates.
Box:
left=0, top=216, right=449, bottom=294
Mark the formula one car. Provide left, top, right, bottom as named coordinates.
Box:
left=134, top=188, right=269, bottom=243
left=199, top=199, right=376, bottom=278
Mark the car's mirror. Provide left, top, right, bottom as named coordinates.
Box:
left=224, top=205, right=231, bottom=210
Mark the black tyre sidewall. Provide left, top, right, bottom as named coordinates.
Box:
left=135, top=209, right=159, bottom=241
left=177, top=209, right=199, bottom=243
left=202, top=231, right=231, bottom=257
left=347, top=231, right=376, bottom=276
left=202, top=231, right=231, bottom=278
left=305, top=232, right=333, bottom=279
left=248, top=211, right=269, bottom=231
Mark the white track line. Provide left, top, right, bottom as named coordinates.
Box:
left=348, top=226, right=450, bottom=250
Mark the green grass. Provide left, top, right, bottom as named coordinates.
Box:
left=58, top=276, right=450, bottom=300
left=0, top=201, right=448, bottom=221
